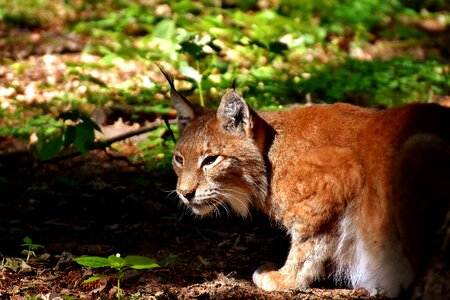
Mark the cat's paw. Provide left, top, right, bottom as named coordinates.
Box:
left=252, top=265, right=297, bottom=291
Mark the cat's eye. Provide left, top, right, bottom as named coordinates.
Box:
left=202, top=155, right=219, bottom=167
left=174, top=154, right=184, bottom=166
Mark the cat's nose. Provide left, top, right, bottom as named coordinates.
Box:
left=179, top=189, right=195, bottom=202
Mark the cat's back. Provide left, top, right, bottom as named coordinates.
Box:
left=260, top=102, right=376, bottom=158
left=261, top=102, right=450, bottom=153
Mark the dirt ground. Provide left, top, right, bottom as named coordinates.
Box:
left=0, top=146, right=390, bottom=300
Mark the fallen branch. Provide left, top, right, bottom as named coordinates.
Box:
left=0, top=118, right=177, bottom=166
left=97, top=118, right=177, bottom=147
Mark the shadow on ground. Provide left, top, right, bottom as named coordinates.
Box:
left=0, top=150, right=384, bottom=299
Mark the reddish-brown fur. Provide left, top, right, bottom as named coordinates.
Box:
left=167, top=81, right=450, bottom=298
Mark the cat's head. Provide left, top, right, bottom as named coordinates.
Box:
left=161, top=68, right=269, bottom=217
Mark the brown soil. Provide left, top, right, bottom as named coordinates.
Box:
left=0, top=148, right=388, bottom=300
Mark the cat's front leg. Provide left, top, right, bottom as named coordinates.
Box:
left=253, top=234, right=331, bottom=292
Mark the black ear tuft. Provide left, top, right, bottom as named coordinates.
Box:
left=231, top=77, right=239, bottom=90
left=157, top=64, right=175, bottom=90
left=157, top=64, right=196, bottom=133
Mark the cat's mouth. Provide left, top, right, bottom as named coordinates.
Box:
left=177, top=191, right=218, bottom=216
left=189, top=203, right=214, bottom=215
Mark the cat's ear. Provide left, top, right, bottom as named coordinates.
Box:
left=158, top=66, right=195, bottom=133
left=217, top=89, right=253, bottom=136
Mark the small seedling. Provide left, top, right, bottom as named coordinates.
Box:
left=20, top=236, right=44, bottom=263
left=179, top=62, right=205, bottom=107
left=74, top=253, right=159, bottom=300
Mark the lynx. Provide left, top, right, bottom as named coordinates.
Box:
left=162, top=70, right=450, bottom=298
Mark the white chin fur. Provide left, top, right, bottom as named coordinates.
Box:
left=191, top=205, right=214, bottom=215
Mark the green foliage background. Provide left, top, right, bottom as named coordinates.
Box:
left=0, top=0, right=449, bottom=169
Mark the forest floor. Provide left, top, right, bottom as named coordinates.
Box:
left=1, top=12, right=448, bottom=299
left=0, top=143, right=387, bottom=300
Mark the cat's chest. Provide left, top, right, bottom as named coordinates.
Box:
left=266, top=144, right=364, bottom=233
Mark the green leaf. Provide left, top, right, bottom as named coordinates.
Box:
left=21, top=236, right=44, bottom=249
left=108, top=254, right=126, bottom=268
left=22, top=236, right=32, bottom=245
left=82, top=276, right=104, bottom=284
left=35, top=245, right=44, bottom=250
left=63, top=126, right=76, bottom=148
left=179, top=63, right=202, bottom=83
left=29, top=243, right=44, bottom=250
left=74, top=256, right=111, bottom=268
left=60, top=110, right=82, bottom=122
left=152, top=19, right=175, bottom=39
left=125, top=255, right=160, bottom=269
left=101, top=53, right=121, bottom=65
left=79, top=115, right=102, bottom=132
left=172, top=1, right=200, bottom=13
left=73, top=123, right=95, bottom=154
left=60, top=110, right=101, bottom=133
left=131, top=263, right=160, bottom=270
left=180, top=41, right=203, bottom=58
left=36, top=133, right=64, bottom=161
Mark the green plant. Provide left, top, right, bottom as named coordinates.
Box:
left=32, top=109, right=101, bottom=161
left=179, top=62, right=205, bottom=107
left=20, top=236, right=44, bottom=263
left=0, top=0, right=67, bottom=29
left=74, top=253, right=159, bottom=300
left=299, top=58, right=450, bottom=107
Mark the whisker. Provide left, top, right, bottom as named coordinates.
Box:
left=209, top=199, right=222, bottom=218
left=216, top=189, right=252, bottom=220
left=214, top=196, right=231, bottom=218
left=161, top=187, right=177, bottom=194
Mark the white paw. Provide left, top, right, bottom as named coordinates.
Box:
left=252, top=265, right=278, bottom=291
left=252, top=264, right=298, bottom=291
